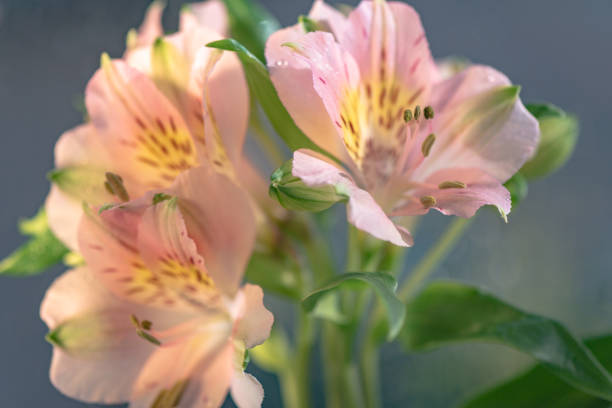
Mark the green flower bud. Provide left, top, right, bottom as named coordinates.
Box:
left=269, top=160, right=348, bottom=212
left=520, top=103, right=578, bottom=180
left=504, top=172, right=528, bottom=207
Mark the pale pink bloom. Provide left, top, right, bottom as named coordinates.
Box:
left=46, top=1, right=252, bottom=250
left=41, top=165, right=273, bottom=407
left=266, top=0, right=540, bottom=246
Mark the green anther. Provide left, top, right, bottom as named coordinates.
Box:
left=299, top=15, right=319, bottom=33
left=105, top=172, right=130, bottom=202
left=243, top=349, right=251, bottom=370
left=421, top=133, right=436, bottom=157
left=152, top=193, right=172, bottom=205
left=414, top=105, right=422, bottom=120
left=403, top=109, right=413, bottom=122
left=424, top=105, right=434, bottom=119
left=420, top=195, right=437, bottom=208
left=98, top=203, right=115, bottom=214
left=438, top=180, right=466, bottom=189
left=141, top=320, right=153, bottom=330
left=130, top=314, right=140, bottom=329
left=104, top=181, right=114, bottom=196
left=137, top=330, right=161, bottom=346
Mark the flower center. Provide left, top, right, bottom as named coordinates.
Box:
left=339, top=77, right=425, bottom=189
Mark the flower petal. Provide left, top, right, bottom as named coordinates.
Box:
left=133, top=1, right=165, bottom=49
left=293, top=149, right=412, bottom=246
left=191, top=45, right=249, bottom=171
left=340, top=1, right=436, bottom=95
left=170, top=165, right=257, bottom=295
left=393, top=168, right=511, bottom=218
left=130, top=334, right=234, bottom=408
left=45, top=185, right=83, bottom=251
left=40, top=268, right=172, bottom=404
left=180, top=0, right=228, bottom=37
left=414, top=66, right=539, bottom=183
left=48, top=124, right=113, bottom=207
left=86, top=56, right=199, bottom=194
left=308, top=0, right=349, bottom=38
left=266, top=27, right=350, bottom=162
left=230, top=372, right=264, bottom=408
left=138, top=197, right=219, bottom=305
left=233, top=284, right=274, bottom=349
left=78, top=200, right=195, bottom=309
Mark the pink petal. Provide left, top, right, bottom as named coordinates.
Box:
left=293, top=149, right=412, bottom=246
left=308, top=0, right=349, bottom=38
left=233, top=284, right=274, bottom=349
left=340, top=1, right=436, bottom=96
left=86, top=57, right=199, bottom=194
left=230, top=372, right=264, bottom=408
left=138, top=198, right=219, bottom=305
left=393, top=168, right=511, bottom=218
left=47, top=124, right=114, bottom=209
left=413, top=66, right=540, bottom=183
left=45, top=185, right=83, bottom=251
left=78, top=200, right=195, bottom=309
left=134, top=1, right=164, bottom=49
left=265, top=27, right=350, bottom=162
left=131, top=337, right=234, bottom=408
left=180, top=0, right=228, bottom=37
left=40, top=268, right=172, bottom=404
left=53, top=124, right=105, bottom=168
left=191, top=45, right=249, bottom=169
left=170, top=165, right=257, bottom=295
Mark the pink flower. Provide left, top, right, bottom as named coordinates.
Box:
left=265, top=0, right=540, bottom=246
left=46, top=1, right=253, bottom=250
left=41, top=165, right=273, bottom=407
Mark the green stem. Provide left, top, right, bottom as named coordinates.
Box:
left=250, top=109, right=285, bottom=167
left=294, top=309, right=314, bottom=408
left=398, top=217, right=472, bottom=300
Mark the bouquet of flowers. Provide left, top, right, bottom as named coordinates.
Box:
left=3, top=0, right=590, bottom=407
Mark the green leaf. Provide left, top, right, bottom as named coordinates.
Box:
left=221, top=0, right=280, bottom=62
left=0, top=209, right=69, bottom=276
left=303, top=272, right=405, bottom=340
left=462, top=336, right=612, bottom=408
left=520, top=103, right=579, bottom=180
left=401, top=281, right=612, bottom=401
left=206, top=39, right=337, bottom=162
left=270, top=160, right=348, bottom=212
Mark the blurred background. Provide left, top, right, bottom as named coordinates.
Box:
left=0, top=0, right=610, bottom=406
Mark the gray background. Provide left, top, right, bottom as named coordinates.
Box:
left=1, top=0, right=611, bottom=407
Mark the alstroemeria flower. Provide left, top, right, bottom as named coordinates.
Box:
left=41, top=165, right=273, bottom=407
left=266, top=0, right=540, bottom=246
left=46, top=1, right=254, bottom=250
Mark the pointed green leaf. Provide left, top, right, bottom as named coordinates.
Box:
left=221, top=0, right=280, bottom=62
left=1, top=209, right=69, bottom=276
left=401, top=281, right=612, bottom=401
left=303, top=272, right=405, bottom=340
left=462, top=336, right=612, bottom=408
left=206, top=38, right=338, bottom=162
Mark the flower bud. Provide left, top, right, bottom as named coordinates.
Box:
left=503, top=172, right=528, bottom=207
left=269, top=160, right=348, bottom=212
left=520, top=103, right=578, bottom=180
